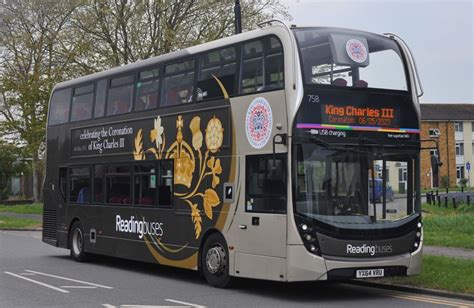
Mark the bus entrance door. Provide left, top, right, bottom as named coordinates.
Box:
left=230, top=154, right=287, bottom=281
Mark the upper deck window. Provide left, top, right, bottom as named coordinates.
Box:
left=94, top=79, right=107, bottom=118
left=198, top=47, right=237, bottom=100
left=293, top=28, right=408, bottom=91
left=48, top=88, right=71, bottom=125
left=107, top=74, right=134, bottom=116
left=136, top=68, right=160, bottom=111
left=71, top=84, right=94, bottom=122
left=240, top=37, right=284, bottom=94
left=162, top=59, right=195, bottom=107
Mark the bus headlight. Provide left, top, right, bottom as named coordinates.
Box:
left=411, top=219, right=422, bottom=252
left=296, top=218, right=321, bottom=255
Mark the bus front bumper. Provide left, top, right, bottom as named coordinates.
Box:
left=286, top=242, right=422, bottom=282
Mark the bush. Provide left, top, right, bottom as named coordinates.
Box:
left=441, top=175, right=450, bottom=188
left=459, top=178, right=468, bottom=187
left=0, top=141, right=25, bottom=200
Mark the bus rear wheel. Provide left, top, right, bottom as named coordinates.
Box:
left=201, top=233, right=231, bottom=288
left=69, top=221, right=89, bottom=262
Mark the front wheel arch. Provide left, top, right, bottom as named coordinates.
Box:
left=198, top=228, right=222, bottom=274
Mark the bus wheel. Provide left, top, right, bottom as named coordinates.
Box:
left=202, top=233, right=231, bottom=288
left=69, top=221, right=88, bottom=262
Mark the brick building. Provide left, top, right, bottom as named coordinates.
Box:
left=420, top=104, right=474, bottom=189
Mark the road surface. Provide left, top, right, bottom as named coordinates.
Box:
left=0, top=231, right=472, bottom=308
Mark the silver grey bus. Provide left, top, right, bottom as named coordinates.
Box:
left=43, top=22, right=423, bottom=288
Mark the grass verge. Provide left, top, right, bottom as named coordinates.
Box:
left=0, top=215, right=42, bottom=229
left=0, top=203, right=43, bottom=215
left=378, top=255, right=474, bottom=295
left=422, top=203, right=474, bottom=249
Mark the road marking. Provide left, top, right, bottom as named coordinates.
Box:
left=26, top=270, right=113, bottom=289
left=165, top=299, right=205, bottom=308
left=383, top=292, right=472, bottom=307
left=61, top=285, right=97, bottom=289
left=352, top=285, right=473, bottom=307
left=102, top=305, right=116, bottom=308
left=121, top=306, right=188, bottom=308
left=4, top=271, right=69, bottom=293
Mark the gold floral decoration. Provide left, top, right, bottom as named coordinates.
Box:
left=173, top=149, right=195, bottom=188
left=150, top=116, right=164, bottom=148
left=189, top=116, right=203, bottom=151
left=205, top=116, right=224, bottom=153
left=135, top=114, right=224, bottom=240
left=187, top=200, right=202, bottom=239
left=133, top=129, right=144, bottom=160
left=202, top=189, right=220, bottom=220
left=207, top=156, right=222, bottom=188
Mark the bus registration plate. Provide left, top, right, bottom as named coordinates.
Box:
left=356, top=269, right=384, bottom=278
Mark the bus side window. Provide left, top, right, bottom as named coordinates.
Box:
left=70, top=84, right=94, bottom=122
left=198, top=47, right=237, bottom=101
left=134, top=164, right=157, bottom=206
left=162, top=59, right=195, bottom=107
left=69, top=167, right=90, bottom=204
left=94, top=79, right=107, bottom=118
left=59, top=167, right=67, bottom=201
left=135, top=68, right=160, bottom=111
left=264, top=37, right=284, bottom=90
left=246, top=154, right=287, bottom=213
left=93, top=165, right=105, bottom=204
left=240, top=40, right=264, bottom=94
left=105, top=165, right=131, bottom=205
left=158, top=160, right=173, bottom=207
left=48, top=88, right=71, bottom=126
left=106, top=74, right=134, bottom=116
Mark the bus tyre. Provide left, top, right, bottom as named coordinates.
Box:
left=202, top=233, right=231, bottom=288
left=69, top=221, right=88, bottom=262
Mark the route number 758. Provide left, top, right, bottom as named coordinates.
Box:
left=307, top=94, right=320, bottom=103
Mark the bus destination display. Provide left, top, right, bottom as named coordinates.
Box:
left=321, top=104, right=398, bottom=128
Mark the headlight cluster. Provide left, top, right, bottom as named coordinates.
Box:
left=411, top=221, right=422, bottom=252
left=298, top=222, right=321, bottom=255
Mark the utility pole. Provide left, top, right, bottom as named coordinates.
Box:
left=234, top=0, right=242, bottom=34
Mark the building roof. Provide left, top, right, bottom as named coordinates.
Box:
left=421, top=104, right=474, bottom=121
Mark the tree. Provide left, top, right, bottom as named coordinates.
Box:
left=72, top=0, right=290, bottom=69
left=0, top=0, right=290, bottom=202
left=0, top=141, right=26, bottom=200
left=0, top=0, right=86, bottom=202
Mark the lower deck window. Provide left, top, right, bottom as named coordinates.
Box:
left=134, top=161, right=173, bottom=207
left=69, top=167, right=90, bottom=203
left=105, top=166, right=131, bottom=205
left=134, top=165, right=157, bottom=206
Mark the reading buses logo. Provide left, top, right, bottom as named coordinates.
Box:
left=346, top=244, right=392, bottom=256
left=115, top=215, right=163, bottom=239
left=245, top=97, right=273, bottom=149
left=346, top=39, right=367, bottom=63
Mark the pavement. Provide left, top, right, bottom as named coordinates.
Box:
left=0, top=212, right=42, bottom=221
left=1, top=230, right=473, bottom=308
left=424, top=245, right=474, bottom=260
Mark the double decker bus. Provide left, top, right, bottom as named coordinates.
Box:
left=43, top=21, right=423, bottom=287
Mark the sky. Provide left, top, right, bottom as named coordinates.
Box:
left=281, top=0, right=473, bottom=103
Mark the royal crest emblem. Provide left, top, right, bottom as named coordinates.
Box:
left=346, top=39, right=368, bottom=63
left=245, top=97, right=273, bottom=149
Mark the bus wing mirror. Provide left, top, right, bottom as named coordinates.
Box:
left=271, top=134, right=287, bottom=180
